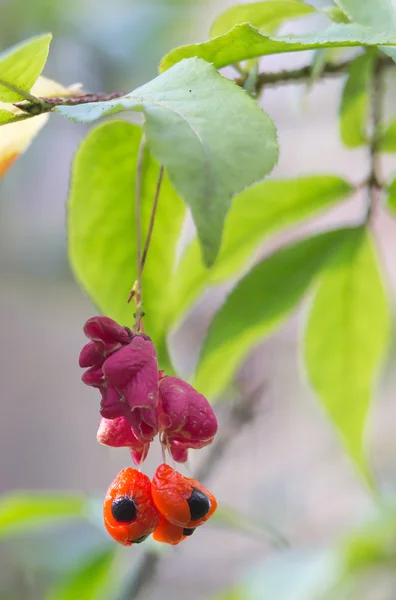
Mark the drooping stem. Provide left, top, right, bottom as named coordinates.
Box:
left=366, top=55, right=385, bottom=222
left=133, top=135, right=146, bottom=332
left=141, top=165, right=164, bottom=271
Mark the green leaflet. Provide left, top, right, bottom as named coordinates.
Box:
left=0, top=493, right=85, bottom=539
left=304, top=227, right=390, bottom=484
left=58, top=58, right=278, bottom=267
left=193, top=229, right=349, bottom=400
left=378, top=121, right=396, bottom=152
left=386, top=178, right=396, bottom=214
left=0, top=34, right=51, bottom=102
left=45, top=549, right=117, bottom=600
left=339, top=51, right=375, bottom=148
left=160, top=23, right=396, bottom=72
left=0, top=110, right=30, bottom=125
left=323, top=6, right=351, bottom=24
left=210, top=1, right=316, bottom=38
left=68, top=120, right=184, bottom=371
left=167, top=175, right=354, bottom=327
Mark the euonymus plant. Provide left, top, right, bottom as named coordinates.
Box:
left=1, top=1, right=396, bottom=597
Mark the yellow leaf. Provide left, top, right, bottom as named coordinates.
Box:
left=0, top=76, right=82, bottom=178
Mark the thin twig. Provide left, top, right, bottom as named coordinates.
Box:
left=133, top=135, right=146, bottom=332
left=141, top=165, right=164, bottom=271
left=366, top=54, right=385, bottom=223
left=233, top=55, right=393, bottom=94
left=14, top=91, right=125, bottom=114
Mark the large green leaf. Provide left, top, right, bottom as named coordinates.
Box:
left=304, top=227, right=390, bottom=482
left=68, top=120, right=184, bottom=370
left=45, top=549, right=117, bottom=600
left=0, top=493, right=85, bottom=539
left=58, top=58, right=278, bottom=267
left=167, top=176, right=354, bottom=327
left=339, top=51, right=374, bottom=147
left=160, top=23, right=396, bottom=72
left=193, top=229, right=349, bottom=399
left=210, top=1, right=316, bottom=38
left=0, top=34, right=52, bottom=102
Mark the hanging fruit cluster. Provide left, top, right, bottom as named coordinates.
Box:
left=79, top=316, right=218, bottom=545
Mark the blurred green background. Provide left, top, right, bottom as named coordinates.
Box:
left=2, top=0, right=396, bottom=599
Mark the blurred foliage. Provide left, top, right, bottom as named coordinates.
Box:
left=214, top=503, right=396, bottom=599
left=0, top=493, right=86, bottom=539
left=0, top=0, right=208, bottom=89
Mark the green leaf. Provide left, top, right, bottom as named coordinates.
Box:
left=167, top=176, right=354, bottom=327
left=342, top=503, right=396, bottom=571
left=68, top=120, right=184, bottom=369
left=308, top=49, right=329, bottom=88
left=323, top=6, right=351, bottom=24
left=160, top=23, right=396, bottom=72
left=304, top=227, right=390, bottom=482
left=336, top=0, right=396, bottom=31
left=0, top=493, right=85, bottom=539
left=339, top=51, right=374, bottom=148
left=378, top=121, right=396, bottom=152
left=0, top=34, right=52, bottom=102
left=0, top=110, right=30, bottom=125
left=45, top=549, right=117, bottom=600
left=59, top=58, right=278, bottom=267
left=193, top=229, right=349, bottom=400
left=210, top=1, right=316, bottom=38
left=386, top=178, right=396, bottom=214
left=336, top=0, right=396, bottom=59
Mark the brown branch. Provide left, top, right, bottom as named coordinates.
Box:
left=233, top=55, right=394, bottom=94
left=14, top=91, right=125, bottom=115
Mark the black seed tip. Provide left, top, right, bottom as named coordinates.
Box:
left=183, top=527, right=196, bottom=536
left=187, top=488, right=210, bottom=521
left=130, top=534, right=149, bottom=544
left=111, top=496, right=137, bottom=523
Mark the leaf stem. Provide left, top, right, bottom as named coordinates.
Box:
left=141, top=165, right=164, bottom=271
left=133, top=135, right=146, bottom=332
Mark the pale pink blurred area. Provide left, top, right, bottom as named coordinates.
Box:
left=1, top=0, right=396, bottom=599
